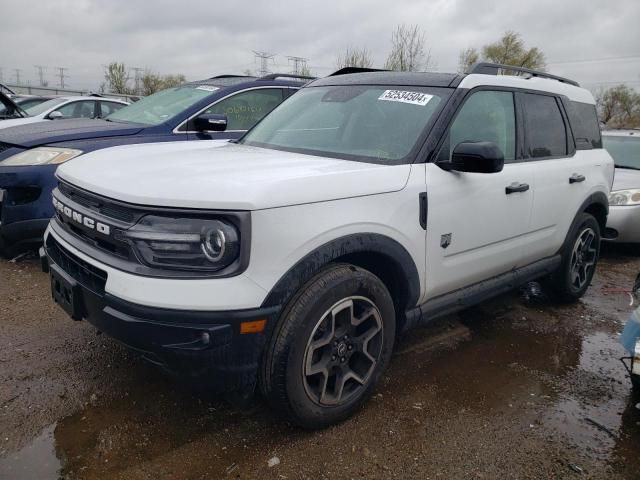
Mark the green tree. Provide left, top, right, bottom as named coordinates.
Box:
left=336, top=47, right=374, bottom=69
left=140, top=70, right=186, bottom=95
left=458, top=31, right=546, bottom=73
left=104, top=62, right=131, bottom=94
left=596, top=84, right=640, bottom=127
left=384, top=24, right=432, bottom=72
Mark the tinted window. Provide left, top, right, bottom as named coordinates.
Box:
left=99, top=101, right=125, bottom=117
left=567, top=101, right=602, bottom=149
left=242, top=85, right=448, bottom=163
left=55, top=100, right=96, bottom=119
left=438, top=90, right=516, bottom=162
left=205, top=89, right=284, bottom=130
left=523, top=94, right=567, bottom=158
left=602, top=135, right=640, bottom=169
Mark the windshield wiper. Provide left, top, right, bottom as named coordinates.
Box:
left=615, top=165, right=640, bottom=171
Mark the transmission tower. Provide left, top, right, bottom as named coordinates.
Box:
left=56, top=67, right=69, bottom=88
left=0, top=68, right=3, bottom=83
left=14, top=68, right=22, bottom=85
left=34, top=65, right=47, bottom=86
left=287, top=56, right=308, bottom=75
left=131, top=67, right=144, bottom=95
left=253, top=51, right=275, bottom=76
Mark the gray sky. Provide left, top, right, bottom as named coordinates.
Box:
left=1, top=0, right=639, bottom=93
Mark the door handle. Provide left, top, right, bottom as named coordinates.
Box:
left=505, top=182, right=530, bottom=194
left=569, top=174, right=586, bottom=184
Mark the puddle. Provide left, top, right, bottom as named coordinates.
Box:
left=0, top=424, right=61, bottom=480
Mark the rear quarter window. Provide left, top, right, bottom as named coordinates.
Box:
left=567, top=101, right=602, bottom=149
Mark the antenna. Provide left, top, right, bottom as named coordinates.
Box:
left=34, top=65, right=48, bottom=86
left=253, top=51, right=275, bottom=76
left=287, top=56, right=308, bottom=75
left=56, top=66, right=69, bottom=88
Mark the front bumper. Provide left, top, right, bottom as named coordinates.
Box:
left=604, top=204, right=640, bottom=243
left=42, top=233, right=280, bottom=394
left=0, top=164, right=58, bottom=248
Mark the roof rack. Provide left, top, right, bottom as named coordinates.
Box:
left=329, top=67, right=388, bottom=76
left=208, top=74, right=255, bottom=80
left=467, top=62, right=579, bottom=87
left=258, top=73, right=316, bottom=81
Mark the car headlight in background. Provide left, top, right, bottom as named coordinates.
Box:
left=609, top=189, right=640, bottom=206
left=1, top=147, right=83, bottom=166
left=117, top=216, right=240, bottom=272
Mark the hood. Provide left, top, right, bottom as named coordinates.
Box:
left=0, top=118, right=145, bottom=148
left=57, top=142, right=411, bottom=210
left=613, top=167, right=640, bottom=191
left=0, top=92, right=26, bottom=119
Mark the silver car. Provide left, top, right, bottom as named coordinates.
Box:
left=602, top=130, right=640, bottom=243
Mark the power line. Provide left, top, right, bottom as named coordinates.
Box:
left=55, top=66, right=69, bottom=88
left=34, top=65, right=47, bottom=86
left=547, top=54, right=640, bottom=65
left=253, top=51, right=275, bottom=76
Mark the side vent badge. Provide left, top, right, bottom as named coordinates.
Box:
left=440, top=233, right=452, bottom=249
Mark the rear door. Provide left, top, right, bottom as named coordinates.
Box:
left=424, top=89, right=537, bottom=299
left=519, top=93, right=591, bottom=264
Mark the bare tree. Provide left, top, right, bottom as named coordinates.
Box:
left=481, top=31, right=546, bottom=70
left=384, top=24, right=432, bottom=72
left=298, top=64, right=314, bottom=77
left=141, top=70, right=186, bottom=95
left=458, top=47, right=480, bottom=73
left=596, top=84, right=640, bottom=127
left=336, top=47, right=373, bottom=69
left=104, top=62, right=131, bottom=94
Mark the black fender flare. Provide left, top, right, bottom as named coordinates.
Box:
left=556, top=191, right=609, bottom=256
left=260, top=233, right=421, bottom=314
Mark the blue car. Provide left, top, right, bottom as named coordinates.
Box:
left=0, top=73, right=311, bottom=254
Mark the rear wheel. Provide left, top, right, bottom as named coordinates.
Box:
left=548, top=213, right=600, bottom=302
left=260, top=264, right=395, bottom=429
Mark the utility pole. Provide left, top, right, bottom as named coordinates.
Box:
left=56, top=67, right=69, bottom=88
left=131, top=67, right=144, bottom=95
left=14, top=68, right=22, bottom=85
left=287, top=56, right=308, bottom=75
left=253, top=51, right=275, bottom=76
left=34, top=65, right=47, bottom=86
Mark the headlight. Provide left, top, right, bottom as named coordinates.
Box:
left=117, top=216, right=240, bottom=272
left=609, top=189, right=640, bottom=206
left=1, top=147, right=83, bottom=166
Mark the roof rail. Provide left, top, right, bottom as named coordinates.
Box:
left=208, top=74, right=255, bottom=79
left=329, top=67, right=388, bottom=76
left=258, top=73, right=316, bottom=81
left=467, top=62, right=580, bottom=87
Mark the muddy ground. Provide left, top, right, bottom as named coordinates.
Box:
left=0, top=246, right=639, bottom=479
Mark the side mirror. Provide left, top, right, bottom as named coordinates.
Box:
left=48, top=111, right=63, bottom=120
left=439, top=141, right=505, bottom=173
left=193, top=113, right=227, bottom=132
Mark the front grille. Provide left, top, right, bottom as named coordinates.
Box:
left=58, top=183, right=135, bottom=223
left=46, top=234, right=107, bottom=295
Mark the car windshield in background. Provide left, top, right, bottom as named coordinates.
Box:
left=241, top=85, right=449, bottom=163
left=603, top=135, right=640, bottom=169
left=24, top=97, right=68, bottom=116
left=105, top=85, right=216, bottom=126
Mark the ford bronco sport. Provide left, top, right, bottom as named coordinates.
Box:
left=42, top=64, right=614, bottom=428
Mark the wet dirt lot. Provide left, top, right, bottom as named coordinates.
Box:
left=1, top=247, right=639, bottom=479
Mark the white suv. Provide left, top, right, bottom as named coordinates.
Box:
left=42, top=64, right=614, bottom=428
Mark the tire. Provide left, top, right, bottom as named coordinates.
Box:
left=259, top=264, right=396, bottom=429
left=548, top=213, right=601, bottom=302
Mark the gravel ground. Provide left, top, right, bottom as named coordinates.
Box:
left=0, top=246, right=639, bottom=479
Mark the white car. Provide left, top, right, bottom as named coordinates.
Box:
left=43, top=64, right=614, bottom=428
left=0, top=96, right=128, bottom=130
left=602, top=130, right=640, bottom=243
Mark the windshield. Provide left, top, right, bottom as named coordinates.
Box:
left=105, top=85, right=217, bottom=126
left=603, top=135, right=640, bottom=169
left=24, top=98, right=67, bottom=116
left=241, top=85, right=448, bottom=163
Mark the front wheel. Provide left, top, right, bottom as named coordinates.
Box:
left=548, top=213, right=601, bottom=302
left=259, top=264, right=396, bottom=429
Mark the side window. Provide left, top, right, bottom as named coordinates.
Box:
left=204, top=89, right=284, bottom=130
left=438, top=90, right=516, bottom=162
left=523, top=94, right=567, bottom=158
left=54, top=101, right=96, bottom=119
left=100, top=101, right=125, bottom=117
left=567, top=101, right=602, bottom=149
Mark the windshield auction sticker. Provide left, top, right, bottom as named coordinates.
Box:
left=378, top=90, right=433, bottom=106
